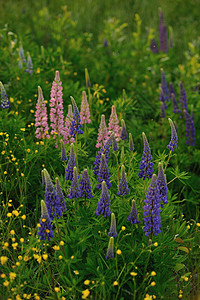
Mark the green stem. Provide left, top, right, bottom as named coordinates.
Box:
left=164, top=150, right=172, bottom=172
left=84, top=123, right=87, bottom=144
left=54, top=217, right=67, bottom=259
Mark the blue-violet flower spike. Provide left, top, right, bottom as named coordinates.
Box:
left=70, top=96, right=83, bottom=138
left=120, top=119, right=127, bottom=140
left=68, top=167, right=81, bottom=199
left=95, top=181, right=111, bottom=217
left=167, top=118, right=178, bottom=151
left=127, top=200, right=140, bottom=224
left=97, top=153, right=112, bottom=189
left=157, top=163, right=168, bottom=207
left=106, top=237, right=114, bottom=260
left=55, top=177, right=67, bottom=213
left=60, top=140, right=68, bottom=161
left=0, top=82, right=10, bottom=109
left=143, top=174, right=161, bottom=237
left=38, top=200, right=54, bottom=241
left=80, top=169, right=93, bottom=199
left=138, top=132, right=154, bottom=180
left=117, top=165, right=130, bottom=196
left=108, top=213, right=117, bottom=237
left=65, top=143, right=76, bottom=180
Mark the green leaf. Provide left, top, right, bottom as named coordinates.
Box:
left=174, top=263, right=185, bottom=271
left=177, top=246, right=189, bottom=254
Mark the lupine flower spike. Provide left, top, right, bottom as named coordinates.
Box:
left=38, top=200, right=53, bottom=241
left=19, top=42, right=26, bottom=62
left=184, top=110, right=195, bottom=146
left=159, top=10, right=168, bottom=53
left=129, top=133, right=134, bottom=151
left=120, top=119, right=127, bottom=140
left=70, top=96, right=83, bottom=138
left=97, top=154, right=112, bottom=189
left=157, top=163, right=168, bottom=207
left=161, top=69, right=169, bottom=102
left=65, top=143, right=76, bottom=181
left=95, top=181, right=111, bottom=217
left=96, top=115, right=108, bottom=148
left=25, top=52, right=33, bottom=74
left=112, top=135, right=119, bottom=151
left=179, top=82, right=188, bottom=112
left=160, top=101, right=166, bottom=119
left=117, top=165, right=130, bottom=196
left=150, top=39, right=159, bottom=53
left=67, top=104, right=73, bottom=122
left=108, top=213, right=117, bottom=237
left=167, top=118, right=178, bottom=151
left=127, top=200, right=140, bottom=224
left=0, top=82, right=10, bottom=109
left=143, top=174, right=161, bottom=237
left=93, top=134, right=113, bottom=176
left=80, top=91, right=91, bottom=124
left=80, top=169, right=93, bottom=199
left=106, top=237, right=114, bottom=260
left=50, top=71, right=64, bottom=141
left=41, top=170, right=45, bottom=186
left=55, top=177, right=67, bottom=213
left=68, top=167, right=81, bottom=199
left=85, top=68, right=91, bottom=89
left=60, top=140, right=68, bottom=161
left=171, top=93, right=181, bottom=114
left=35, top=86, right=50, bottom=139
left=43, top=169, right=63, bottom=220
left=138, top=132, right=154, bottom=180
left=108, top=105, right=120, bottom=140
left=63, top=113, right=75, bottom=145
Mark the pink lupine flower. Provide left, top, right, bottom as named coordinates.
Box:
left=63, top=116, right=75, bottom=145
left=96, top=114, right=108, bottom=148
left=80, top=91, right=91, bottom=124
left=50, top=71, right=64, bottom=139
left=35, top=86, right=50, bottom=139
left=108, top=105, right=120, bottom=141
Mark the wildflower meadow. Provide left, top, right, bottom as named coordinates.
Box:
left=0, top=1, right=200, bottom=300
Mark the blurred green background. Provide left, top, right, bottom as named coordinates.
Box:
left=1, top=0, right=200, bottom=58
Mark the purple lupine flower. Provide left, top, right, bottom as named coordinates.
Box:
left=55, top=177, right=67, bottom=213
left=50, top=71, right=65, bottom=141
left=161, top=69, right=169, bottom=102
left=160, top=101, right=166, bottom=118
left=80, top=169, right=93, bottom=199
left=70, top=96, right=83, bottom=138
left=112, top=134, right=119, bottom=151
left=95, top=181, right=111, bottom=217
left=184, top=110, right=195, bottom=146
left=19, top=43, right=26, bottom=63
left=0, top=82, right=10, bottom=109
left=25, top=52, right=33, bottom=74
left=157, top=163, right=168, bottom=207
left=159, top=88, right=167, bottom=111
left=108, top=213, right=117, bottom=237
left=85, top=68, right=91, bottom=89
left=106, top=237, right=114, bottom=260
left=103, top=38, right=109, bottom=47
left=96, top=114, right=108, bottom=148
left=171, top=93, right=181, bottom=114
left=63, top=116, right=75, bottom=145
left=159, top=10, right=168, bottom=53
left=143, top=174, right=161, bottom=237
left=129, top=133, right=134, bottom=151
left=167, top=118, right=178, bottom=151
left=43, top=168, right=64, bottom=220
left=80, top=91, right=91, bottom=124
left=127, top=200, right=140, bottom=224
left=93, top=134, right=113, bottom=176
left=65, top=143, right=76, bottom=181
left=97, top=154, right=112, bottom=189
left=38, top=200, right=54, bottom=241
left=120, top=119, right=127, bottom=140
left=117, top=165, right=130, bottom=196
left=138, top=132, right=154, bottom=180
left=179, top=82, right=188, bottom=112
left=35, top=86, right=50, bottom=139
left=68, top=167, right=81, bottom=199
left=60, top=140, right=67, bottom=161
left=108, top=105, right=120, bottom=141
left=150, top=39, right=159, bottom=53
left=169, top=82, right=175, bottom=96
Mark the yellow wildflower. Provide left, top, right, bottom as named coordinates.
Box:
left=1, top=256, right=8, bottom=265
left=82, top=289, right=90, bottom=299
left=84, top=280, right=90, bottom=285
